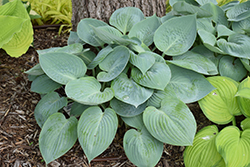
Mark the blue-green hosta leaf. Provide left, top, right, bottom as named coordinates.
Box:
left=154, top=15, right=197, bottom=56
left=196, top=0, right=217, bottom=5
left=226, top=1, right=250, bottom=22
left=128, top=15, right=161, bottom=46
left=65, top=77, right=114, bottom=105
left=87, top=46, right=113, bottom=69
left=240, top=58, right=250, bottom=72
left=109, top=7, right=145, bottom=35
left=131, top=62, right=171, bottom=90
left=121, top=114, right=144, bottom=130
left=198, top=76, right=241, bottom=124
left=217, top=24, right=235, bottom=38
left=147, top=85, right=178, bottom=108
left=219, top=56, right=247, bottom=81
left=123, top=127, right=163, bottom=167
left=143, top=97, right=196, bottom=145
left=201, top=3, right=228, bottom=26
left=70, top=102, right=91, bottom=117
left=111, top=73, right=153, bottom=107
left=191, top=45, right=221, bottom=67
left=34, top=92, right=68, bottom=128
left=129, top=51, right=155, bottom=75
left=25, top=64, right=44, bottom=76
left=39, top=113, right=77, bottom=164
left=78, top=106, right=118, bottom=163
left=184, top=125, right=225, bottom=167
left=0, top=0, right=33, bottom=58
left=110, top=98, right=146, bottom=117
left=216, top=126, right=250, bottom=167
left=77, top=18, right=107, bottom=46
left=198, top=29, right=226, bottom=54
left=31, top=74, right=62, bottom=94
left=217, top=34, right=250, bottom=59
left=92, top=25, right=132, bottom=45
left=168, top=64, right=215, bottom=103
left=169, top=51, right=218, bottom=75
left=76, top=50, right=96, bottom=66
left=220, top=1, right=239, bottom=11
left=236, top=77, right=250, bottom=117
left=196, top=18, right=216, bottom=34
left=39, top=52, right=87, bottom=85
left=241, top=118, right=250, bottom=131
left=67, top=31, right=85, bottom=45
left=97, top=46, right=130, bottom=82
left=173, top=1, right=212, bottom=18
left=232, top=17, right=250, bottom=34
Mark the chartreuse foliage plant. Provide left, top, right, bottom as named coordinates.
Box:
left=26, top=0, right=250, bottom=165
left=0, top=0, right=33, bottom=57
left=185, top=76, right=250, bottom=167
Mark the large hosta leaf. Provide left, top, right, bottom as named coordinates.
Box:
left=128, top=15, right=161, bottom=46
left=0, top=15, right=25, bottom=48
left=111, top=73, right=153, bottom=107
left=123, top=127, right=163, bottom=167
left=0, top=0, right=33, bottom=57
left=196, top=18, right=216, bottom=34
left=97, top=46, right=130, bottom=82
left=219, top=56, right=247, bottom=81
left=226, top=1, right=250, bottom=21
left=121, top=114, right=144, bottom=130
left=129, top=51, right=155, bottom=75
left=143, top=97, right=197, bottom=145
left=92, top=25, right=132, bottom=45
left=31, top=74, right=62, bottom=94
left=169, top=51, right=218, bottom=75
left=168, top=64, right=215, bottom=103
left=78, top=106, right=118, bottom=162
left=154, top=15, right=196, bottom=56
left=198, top=76, right=241, bottom=124
left=232, top=17, right=250, bottom=34
left=109, top=7, right=145, bottom=35
left=184, top=125, right=225, bottom=167
left=240, top=58, right=250, bottom=72
left=65, top=77, right=114, bottom=105
left=77, top=18, right=107, bottom=46
left=217, top=34, right=250, bottom=59
left=34, top=92, right=68, bottom=128
left=110, top=98, right=146, bottom=117
left=216, top=126, right=250, bottom=167
left=39, top=52, right=87, bottom=85
left=131, top=62, right=171, bottom=90
left=201, top=3, right=228, bottom=26
left=236, top=77, right=250, bottom=117
left=241, top=118, right=250, bottom=131
left=173, top=1, right=212, bottom=18
left=39, top=113, right=77, bottom=164
left=87, top=46, right=113, bottom=69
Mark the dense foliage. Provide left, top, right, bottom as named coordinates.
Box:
left=25, top=0, right=250, bottom=166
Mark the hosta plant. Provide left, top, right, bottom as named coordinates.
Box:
left=184, top=76, right=250, bottom=167
left=26, top=0, right=250, bottom=165
left=0, top=0, right=33, bottom=57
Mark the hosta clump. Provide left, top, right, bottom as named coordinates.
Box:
left=25, top=6, right=220, bottom=166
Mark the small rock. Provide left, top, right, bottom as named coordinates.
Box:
left=49, top=160, right=60, bottom=167
left=32, top=100, right=38, bottom=104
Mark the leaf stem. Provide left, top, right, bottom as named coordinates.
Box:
left=100, top=104, right=106, bottom=110
left=92, top=69, right=96, bottom=77
left=232, top=117, right=236, bottom=126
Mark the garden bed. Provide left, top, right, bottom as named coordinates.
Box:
left=0, top=28, right=212, bottom=167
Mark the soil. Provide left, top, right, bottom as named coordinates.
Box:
left=0, top=28, right=213, bottom=167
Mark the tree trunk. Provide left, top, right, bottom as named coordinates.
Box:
left=71, top=0, right=166, bottom=31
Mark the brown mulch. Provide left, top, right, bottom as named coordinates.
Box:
left=0, top=28, right=212, bottom=167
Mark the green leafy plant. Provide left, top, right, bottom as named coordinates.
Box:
left=25, top=6, right=218, bottom=166
left=28, top=0, right=72, bottom=34
left=184, top=76, right=250, bottom=167
left=0, top=0, right=33, bottom=57
left=26, top=0, right=250, bottom=165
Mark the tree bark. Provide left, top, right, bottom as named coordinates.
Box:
left=71, top=0, right=166, bottom=31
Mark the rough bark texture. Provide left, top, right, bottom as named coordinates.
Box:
left=71, top=0, right=166, bottom=31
